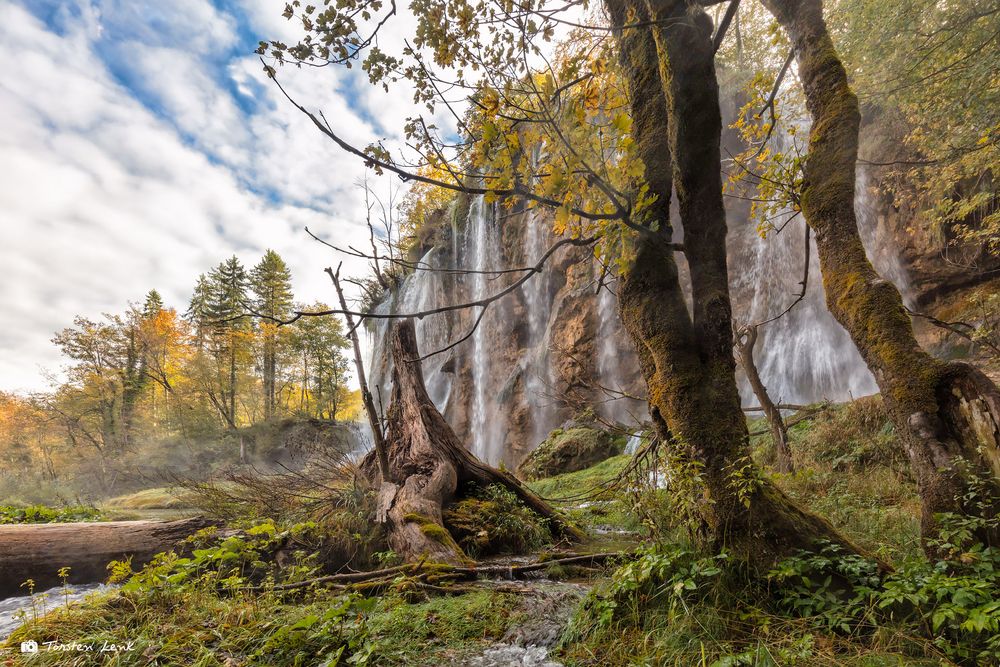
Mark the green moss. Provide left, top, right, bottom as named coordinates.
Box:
left=518, top=426, right=622, bottom=480
left=418, top=521, right=451, bottom=543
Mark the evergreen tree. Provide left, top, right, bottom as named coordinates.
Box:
left=250, top=250, right=294, bottom=419
left=142, top=289, right=164, bottom=318
left=207, top=256, right=250, bottom=428
left=290, top=302, right=351, bottom=419
left=186, top=274, right=214, bottom=349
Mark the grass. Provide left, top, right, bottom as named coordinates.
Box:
left=528, top=454, right=643, bottom=535
left=751, top=397, right=922, bottom=561
left=1, top=583, right=526, bottom=666
left=103, top=488, right=194, bottom=511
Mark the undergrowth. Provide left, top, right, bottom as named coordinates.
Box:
left=2, top=518, right=524, bottom=665
left=0, top=504, right=103, bottom=524
left=443, top=484, right=552, bottom=557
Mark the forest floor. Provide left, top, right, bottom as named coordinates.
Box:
left=1, top=397, right=993, bottom=666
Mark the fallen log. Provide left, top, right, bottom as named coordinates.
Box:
left=0, top=517, right=217, bottom=597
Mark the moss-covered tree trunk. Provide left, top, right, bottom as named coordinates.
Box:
left=604, top=0, right=859, bottom=566
left=762, top=0, right=1000, bottom=550
left=360, top=319, right=583, bottom=564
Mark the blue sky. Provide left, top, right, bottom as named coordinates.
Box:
left=0, top=0, right=438, bottom=392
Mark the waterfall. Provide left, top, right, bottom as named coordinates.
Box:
left=466, top=197, right=504, bottom=462
left=367, top=159, right=913, bottom=461
left=731, top=165, right=911, bottom=405
left=367, top=247, right=455, bottom=421
left=595, top=276, right=640, bottom=425
left=522, top=208, right=558, bottom=445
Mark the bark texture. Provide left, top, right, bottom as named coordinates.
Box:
left=605, top=0, right=860, bottom=566
left=762, top=0, right=1000, bottom=548
left=361, top=319, right=583, bottom=564
left=736, top=324, right=793, bottom=473
left=0, top=517, right=217, bottom=597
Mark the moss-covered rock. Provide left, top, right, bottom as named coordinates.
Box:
left=517, top=426, right=623, bottom=480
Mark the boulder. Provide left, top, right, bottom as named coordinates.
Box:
left=517, top=425, right=622, bottom=480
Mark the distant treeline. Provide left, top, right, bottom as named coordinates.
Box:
left=0, top=250, right=357, bottom=501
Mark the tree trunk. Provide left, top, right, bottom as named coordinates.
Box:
left=0, top=518, right=218, bottom=597
left=736, top=324, right=793, bottom=473
left=263, top=341, right=274, bottom=420
left=228, top=343, right=237, bottom=427
left=761, top=0, right=1000, bottom=550
left=605, top=0, right=862, bottom=566
left=360, top=320, right=583, bottom=564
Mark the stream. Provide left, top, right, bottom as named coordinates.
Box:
left=0, top=583, right=114, bottom=640
left=465, top=579, right=588, bottom=667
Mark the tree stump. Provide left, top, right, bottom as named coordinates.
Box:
left=360, top=319, right=583, bottom=564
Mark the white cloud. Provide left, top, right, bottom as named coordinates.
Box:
left=0, top=2, right=376, bottom=392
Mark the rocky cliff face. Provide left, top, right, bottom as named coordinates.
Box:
left=367, top=196, right=645, bottom=467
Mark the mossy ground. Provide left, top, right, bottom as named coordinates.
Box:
left=527, top=455, right=642, bottom=534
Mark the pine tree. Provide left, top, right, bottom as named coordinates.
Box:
left=207, top=256, right=249, bottom=428
left=250, top=250, right=294, bottom=419
left=186, top=274, right=214, bottom=349
left=142, top=290, right=164, bottom=318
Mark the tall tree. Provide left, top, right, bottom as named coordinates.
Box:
left=600, top=0, right=854, bottom=564
left=207, top=256, right=250, bottom=429
left=186, top=274, right=214, bottom=350
left=290, top=302, right=352, bottom=420
left=250, top=250, right=294, bottom=420
left=761, top=0, right=1000, bottom=550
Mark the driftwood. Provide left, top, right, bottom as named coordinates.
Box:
left=0, top=517, right=217, bottom=597
left=359, top=320, right=584, bottom=564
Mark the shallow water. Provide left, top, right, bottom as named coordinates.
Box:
left=0, top=583, right=113, bottom=639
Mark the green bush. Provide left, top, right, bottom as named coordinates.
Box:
left=770, top=494, right=1000, bottom=665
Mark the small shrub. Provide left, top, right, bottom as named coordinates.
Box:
left=770, top=479, right=1000, bottom=665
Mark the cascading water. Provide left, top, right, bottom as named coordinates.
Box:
left=367, top=248, right=456, bottom=423
left=730, top=155, right=911, bottom=405
left=732, top=211, right=878, bottom=404
left=368, top=151, right=913, bottom=461
left=522, top=208, right=558, bottom=445
left=466, top=197, right=505, bottom=462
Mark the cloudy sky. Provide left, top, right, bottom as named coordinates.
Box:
left=0, top=0, right=435, bottom=393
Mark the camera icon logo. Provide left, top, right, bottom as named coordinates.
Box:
left=20, top=640, right=39, bottom=654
